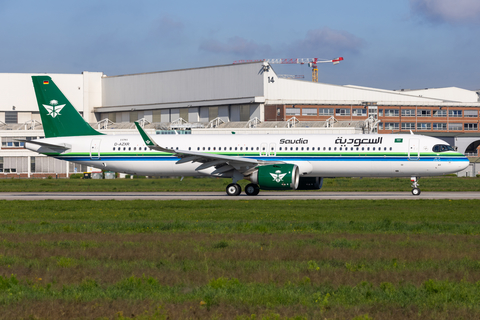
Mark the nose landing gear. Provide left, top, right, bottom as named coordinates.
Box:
left=411, top=176, right=421, bottom=196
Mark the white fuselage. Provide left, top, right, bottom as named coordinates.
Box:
left=26, top=133, right=469, bottom=178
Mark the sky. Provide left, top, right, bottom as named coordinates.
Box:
left=1, top=0, right=479, bottom=90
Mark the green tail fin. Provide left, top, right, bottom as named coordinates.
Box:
left=32, top=76, right=103, bottom=138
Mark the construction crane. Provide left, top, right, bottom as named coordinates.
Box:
left=234, top=57, right=343, bottom=82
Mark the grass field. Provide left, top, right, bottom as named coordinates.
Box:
left=1, top=200, right=480, bottom=319
left=0, top=175, right=479, bottom=192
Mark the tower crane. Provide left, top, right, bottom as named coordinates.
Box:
left=234, top=57, right=343, bottom=82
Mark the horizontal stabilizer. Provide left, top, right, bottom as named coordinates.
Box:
left=19, top=139, right=70, bottom=150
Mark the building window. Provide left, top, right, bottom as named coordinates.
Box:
left=31, top=157, right=35, bottom=173
left=417, top=109, right=431, bottom=117
left=401, top=123, right=415, bottom=130
left=335, top=108, right=350, bottom=116
left=433, top=109, right=447, bottom=117
left=432, top=123, right=447, bottom=130
left=385, top=123, right=399, bottom=130
left=180, top=108, right=189, bottom=121
left=1, top=137, right=32, bottom=148
left=464, top=123, right=478, bottom=131
left=352, top=108, right=367, bottom=116
left=240, top=105, right=250, bottom=121
left=208, top=107, right=218, bottom=121
left=464, top=110, right=478, bottom=118
left=401, top=109, right=415, bottom=117
left=384, top=109, right=399, bottom=117
left=449, top=110, right=462, bottom=118
left=286, top=108, right=300, bottom=116
left=5, top=111, right=18, bottom=124
left=301, top=108, right=317, bottom=116
left=417, top=123, right=431, bottom=130
left=448, top=123, right=463, bottom=130
left=318, top=108, right=334, bottom=116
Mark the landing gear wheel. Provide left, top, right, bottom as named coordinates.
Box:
left=245, top=183, right=260, bottom=196
left=226, top=183, right=242, bottom=196
left=412, top=188, right=421, bottom=196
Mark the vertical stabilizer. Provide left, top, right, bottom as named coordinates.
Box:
left=32, top=76, right=102, bottom=138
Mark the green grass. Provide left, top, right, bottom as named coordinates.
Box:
left=0, top=175, right=479, bottom=192
left=1, top=199, right=480, bottom=319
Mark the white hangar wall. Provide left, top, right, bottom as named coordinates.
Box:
left=263, top=68, right=449, bottom=105
left=0, top=72, right=103, bottom=123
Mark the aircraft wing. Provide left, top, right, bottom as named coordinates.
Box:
left=134, top=122, right=280, bottom=175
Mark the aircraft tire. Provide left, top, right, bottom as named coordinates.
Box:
left=226, top=183, right=242, bottom=196
left=245, top=183, right=260, bottom=196
left=412, top=188, right=421, bottom=196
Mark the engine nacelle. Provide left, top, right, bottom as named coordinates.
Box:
left=249, top=164, right=299, bottom=190
left=297, top=177, right=323, bottom=190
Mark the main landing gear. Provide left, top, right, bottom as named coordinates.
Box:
left=225, top=183, right=260, bottom=196
left=245, top=183, right=260, bottom=196
left=226, top=183, right=242, bottom=196
left=411, top=176, right=421, bottom=196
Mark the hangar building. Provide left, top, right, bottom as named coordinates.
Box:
left=1, top=61, right=480, bottom=177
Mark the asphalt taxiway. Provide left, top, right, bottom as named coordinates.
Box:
left=0, top=192, right=479, bottom=200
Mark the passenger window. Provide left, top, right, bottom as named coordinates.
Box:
left=113, top=147, right=115, bottom=151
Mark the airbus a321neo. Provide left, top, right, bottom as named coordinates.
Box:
left=25, top=76, right=469, bottom=196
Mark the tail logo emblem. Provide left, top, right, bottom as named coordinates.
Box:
left=43, top=100, right=65, bottom=118
left=270, top=170, right=287, bottom=183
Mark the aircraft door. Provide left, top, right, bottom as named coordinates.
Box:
left=268, top=143, right=277, bottom=156
left=408, top=138, right=419, bottom=161
left=90, top=139, right=101, bottom=160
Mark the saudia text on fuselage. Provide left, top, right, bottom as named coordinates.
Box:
left=279, top=138, right=309, bottom=144
left=335, top=137, right=383, bottom=147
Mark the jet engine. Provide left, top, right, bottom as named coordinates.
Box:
left=248, top=164, right=299, bottom=190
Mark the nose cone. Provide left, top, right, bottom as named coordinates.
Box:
left=450, top=154, right=470, bottom=174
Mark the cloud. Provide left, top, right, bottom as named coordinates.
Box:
left=151, top=15, right=186, bottom=45
left=199, top=36, right=271, bottom=56
left=410, top=0, right=480, bottom=24
left=286, top=27, right=364, bottom=57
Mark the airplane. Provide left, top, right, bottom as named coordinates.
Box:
left=25, top=76, right=470, bottom=196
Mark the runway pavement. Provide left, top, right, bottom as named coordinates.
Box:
left=0, top=191, right=479, bottom=200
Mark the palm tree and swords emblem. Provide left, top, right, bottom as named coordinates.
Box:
left=43, top=100, right=65, bottom=118
left=270, top=169, right=287, bottom=183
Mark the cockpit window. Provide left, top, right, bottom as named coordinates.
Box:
left=432, top=144, right=455, bottom=152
